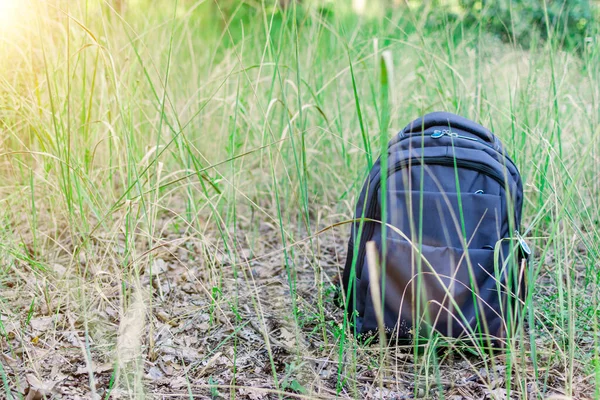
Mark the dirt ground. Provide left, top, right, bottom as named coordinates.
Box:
left=0, top=204, right=594, bottom=400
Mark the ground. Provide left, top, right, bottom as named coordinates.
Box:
left=0, top=1, right=599, bottom=399
left=0, top=205, right=595, bottom=398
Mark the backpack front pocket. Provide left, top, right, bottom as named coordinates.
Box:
left=384, top=190, right=503, bottom=249
left=360, top=239, right=504, bottom=339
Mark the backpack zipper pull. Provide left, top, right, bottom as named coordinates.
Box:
left=431, top=129, right=480, bottom=142
left=515, top=230, right=531, bottom=257
left=431, top=129, right=446, bottom=138
left=431, top=129, right=453, bottom=138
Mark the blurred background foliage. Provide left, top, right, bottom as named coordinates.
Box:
left=109, top=0, right=598, bottom=52
left=460, top=0, right=595, bottom=49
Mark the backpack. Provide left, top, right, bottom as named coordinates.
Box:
left=341, top=111, right=529, bottom=345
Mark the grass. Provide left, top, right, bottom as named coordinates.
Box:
left=0, top=0, right=599, bottom=398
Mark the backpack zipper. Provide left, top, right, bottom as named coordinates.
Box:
left=397, top=129, right=484, bottom=144
left=371, top=155, right=508, bottom=221
left=353, top=156, right=510, bottom=279
left=431, top=129, right=481, bottom=142
left=393, top=130, right=522, bottom=187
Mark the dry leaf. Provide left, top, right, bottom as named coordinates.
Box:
left=279, top=327, right=296, bottom=348
left=1, top=318, right=19, bottom=335
left=169, top=376, right=188, bottom=389
left=239, top=387, right=267, bottom=399
left=150, top=258, right=167, bottom=276
left=484, top=388, right=507, bottom=400
left=75, top=363, right=112, bottom=376
left=30, top=316, right=53, bottom=332
left=155, top=310, right=171, bottom=324
left=146, top=366, right=164, bottom=380
left=25, top=374, right=55, bottom=400
left=1, top=353, right=18, bottom=367
left=62, top=331, right=81, bottom=346
left=52, top=263, right=67, bottom=277
left=197, top=322, right=210, bottom=331
left=198, top=351, right=223, bottom=377
left=158, top=361, right=175, bottom=376
left=159, top=345, right=202, bottom=362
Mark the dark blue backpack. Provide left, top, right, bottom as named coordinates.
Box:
left=341, top=112, right=529, bottom=345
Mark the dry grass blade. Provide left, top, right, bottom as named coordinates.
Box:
left=117, top=288, right=147, bottom=364
left=114, top=287, right=147, bottom=397
left=366, top=240, right=385, bottom=341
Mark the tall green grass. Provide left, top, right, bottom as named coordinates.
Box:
left=0, top=0, right=599, bottom=398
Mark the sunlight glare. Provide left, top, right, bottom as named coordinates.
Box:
left=0, top=0, right=27, bottom=33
